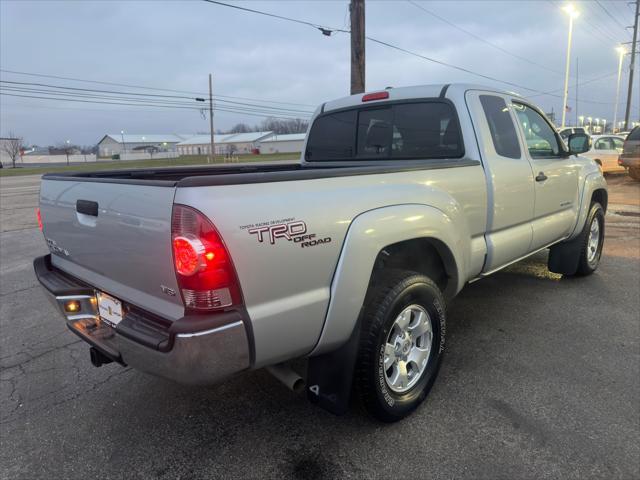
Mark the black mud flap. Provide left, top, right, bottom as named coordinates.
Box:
left=548, top=237, right=582, bottom=275
left=306, top=317, right=361, bottom=415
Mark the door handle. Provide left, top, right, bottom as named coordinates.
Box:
left=535, top=172, right=548, bottom=182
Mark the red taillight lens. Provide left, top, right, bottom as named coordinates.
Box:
left=171, top=205, right=242, bottom=311
left=362, top=91, right=389, bottom=102
left=35, top=207, right=43, bottom=231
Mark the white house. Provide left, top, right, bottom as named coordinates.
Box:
left=176, top=131, right=273, bottom=156
left=257, top=133, right=306, bottom=154
left=97, top=134, right=191, bottom=157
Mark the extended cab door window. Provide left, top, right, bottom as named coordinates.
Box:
left=479, top=95, right=521, bottom=159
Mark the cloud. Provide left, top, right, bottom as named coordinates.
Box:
left=1, top=0, right=636, bottom=144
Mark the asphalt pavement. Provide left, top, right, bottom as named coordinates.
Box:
left=1, top=173, right=638, bottom=480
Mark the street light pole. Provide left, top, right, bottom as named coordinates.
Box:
left=120, top=130, right=126, bottom=161
left=561, top=5, right=579, bottom=129
left=613, top=47, right=625, bottom=133
left=65, top=139, right=70, bottom=166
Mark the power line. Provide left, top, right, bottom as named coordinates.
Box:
left=0, top=68, right=316, bottom=107
left=0, top=92, right=311, bottom=119
left=594, top=0, right=632, bottom=35
left=0, top=80, right=315, bottom=114
left=407, top=0, right=564, bottom=76
left=201, top=0, right=349, bottom=36
left=202, top=0, right=623, bottom=103
left=0, top=86, right=312, bottom=116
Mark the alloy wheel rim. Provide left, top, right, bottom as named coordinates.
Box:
left=383, top=304, right=433, bottom=394
left=587, top=217, right=601, bottom=264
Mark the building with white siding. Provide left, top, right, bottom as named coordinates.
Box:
left=176, top=131, right=273, bottom=156
left=257, top=133, right=306, bottom=154
left=97, top=134, right=191, bottom=157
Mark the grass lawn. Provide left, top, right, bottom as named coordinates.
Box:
left=0, top=153, right=300, bottom=177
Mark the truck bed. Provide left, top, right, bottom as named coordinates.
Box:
left=42, top=159, right=480, bottom=186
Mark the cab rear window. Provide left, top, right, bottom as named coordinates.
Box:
left=305, top=101, right=463, bottom=161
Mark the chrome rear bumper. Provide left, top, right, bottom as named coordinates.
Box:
left=35, top=255, right=251, bottom=385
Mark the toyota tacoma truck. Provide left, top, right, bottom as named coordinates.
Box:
left=35, top=84, right=607, bottom=422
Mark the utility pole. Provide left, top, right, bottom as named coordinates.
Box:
left=624, top=0, right=639, bottom=130
left=209, top=73, right=215, bottom=164
left=350, top=0, right=365, bottom=95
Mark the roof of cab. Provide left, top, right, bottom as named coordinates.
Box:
left=321, top=83, right=523, bottom=113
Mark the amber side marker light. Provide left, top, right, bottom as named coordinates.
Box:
left=64, top=300, right=81, bottom=313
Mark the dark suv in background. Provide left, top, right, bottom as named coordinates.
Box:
left=619, top=126, right=640, bottom=181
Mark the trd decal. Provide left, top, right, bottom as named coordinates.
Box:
left=241, top=219, right=331, bottom=248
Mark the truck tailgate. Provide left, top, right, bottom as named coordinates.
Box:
left=39, top=179, right=184, bottom=321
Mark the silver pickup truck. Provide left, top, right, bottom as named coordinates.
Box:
left=35, top=84, right=607, bottom=422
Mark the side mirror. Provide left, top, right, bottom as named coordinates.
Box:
left=567, top=132, right=591, bottom=155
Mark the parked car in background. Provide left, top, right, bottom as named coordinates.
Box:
left=582, top=135, right=626, bottom=173
left=619, top=126, right=640, bottom=181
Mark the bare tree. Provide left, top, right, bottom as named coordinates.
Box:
left=258, top=117, right=308, bottom=134
left=228, top=123, right=251, bottom=134
left=1, top=132, right=22, bottom=168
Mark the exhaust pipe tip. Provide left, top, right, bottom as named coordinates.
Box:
left=90, top=347, right=113, bottom=367
left=266, top=363, right=305, bottom=394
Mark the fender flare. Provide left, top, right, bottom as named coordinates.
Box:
left=310, top=203, right=468, bottom=357
left=568, top=172, right=607, bottom=241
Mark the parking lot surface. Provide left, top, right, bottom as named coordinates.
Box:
left=1, top=173, right=638, bottom=480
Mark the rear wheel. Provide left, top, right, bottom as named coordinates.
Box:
left=355, top=270, right=446, bottom=422
left=629, top=167, right=640, bottom=181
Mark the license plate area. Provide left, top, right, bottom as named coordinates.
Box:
left=97, top=291, right=123, bottom=327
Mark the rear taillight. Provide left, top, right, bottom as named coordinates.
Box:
left=171, top=205, right=242, bottom=311
left=35, top=207, right=43, bottom=231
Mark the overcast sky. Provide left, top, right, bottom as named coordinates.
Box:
left=1, top=0, right=638, bottom=146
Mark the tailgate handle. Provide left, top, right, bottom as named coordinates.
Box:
left=76, top=200, right=99, bottom=217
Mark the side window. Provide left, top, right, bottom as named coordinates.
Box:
left=305, top=110, right=357, bottom=161
left=513, top=102, right=562, bottom=158
left=612, top=137, right=624, bottom=150
left=595, top=138, right=612, bottom=150
left=479, top=95, right=521, bottom=159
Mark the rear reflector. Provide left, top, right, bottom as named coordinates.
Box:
left=171, top=205, right=242, bottom=311
left=362, top=91, right=389, bottom=102
left=36, top=207, right=43, bottom=231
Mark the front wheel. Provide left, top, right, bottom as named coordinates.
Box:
left=575, top=202, right=605, bottom=276
left=355, top=270, right=446, bottom=422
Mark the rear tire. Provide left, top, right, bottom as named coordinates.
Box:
left=574, top=202, right=605, bottom=276
left=629, top=167, right=640, bottom=181
left=355, top=270, right=446, bottom=422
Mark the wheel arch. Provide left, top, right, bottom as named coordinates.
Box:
left=591, top=187, right=608, bottom=212
left=310, top=204, right=467, bottom=357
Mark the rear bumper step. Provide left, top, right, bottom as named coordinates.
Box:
left=34, top=255, right=251, bottom=385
